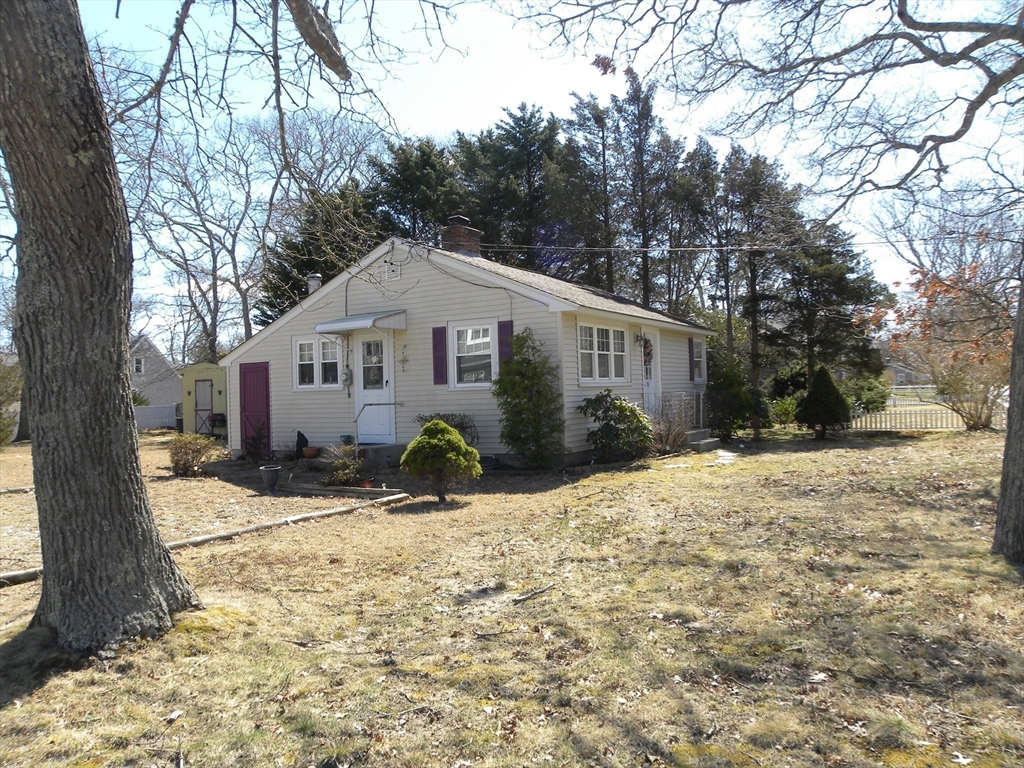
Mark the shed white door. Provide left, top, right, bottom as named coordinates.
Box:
left=641, top=327, right=661, bottom=413
left=354, top=332, right=395, bottom=443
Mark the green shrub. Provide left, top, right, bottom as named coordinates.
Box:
left=769, top=395, right=800, bottom=426
left=768, top=362, right=807, bottom=400
left=796, top=366, right=851, bottom=439
left=413, top=412, right=479, bottom=447
left=576, top=389, right=653, bottom=463
left=706, top=357, right=756, bottom=441
left=170, top=433, right=218, bottom=477
left=131, top=390, right=150, bottom=407
left=321, top=444, right=361, bottom=486
left=838, top=372, right=889, bottom=413
left=401, top=419, right=482, bottom=503
left=244, top=421, right=268, bottom=461
left=491, top=328, right=565, bottom=468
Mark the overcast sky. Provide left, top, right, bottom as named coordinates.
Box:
left=76, top=0, right=912, bottom=288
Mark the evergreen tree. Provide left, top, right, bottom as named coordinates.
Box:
left=719, top=145, right=803, bottom=437
left=611, top=70, right=678, bottom=307
left=491, top=328, right=565, bottom=468
left=366, top=138, right=460, bottom=243
left=452, top=104, right=560, bottom=269
left=663, top=137, right=719, bottom=317
left=554, top=93, right=618, bottom=290
left=252, top=185, right=385, bottom=327
left=706, top=352, right=756, bottom=441
left=401, top=420, right=482, bottom=504
left=796, top=366, right=851, bottom=439
left=775, top=224, right=890, bottom=383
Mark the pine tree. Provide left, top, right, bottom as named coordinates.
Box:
left=252, top=185, right=385, bottom=327
left=796, top=366, right=851, bottom=440
left=366, top=139, right=460, bottom=243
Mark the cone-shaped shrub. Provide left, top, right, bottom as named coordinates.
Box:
left=492, top=328, right=565, bottom=468
left=400, top=419, right=482, bottom=503
left=796, top=366, right=851, bottom=439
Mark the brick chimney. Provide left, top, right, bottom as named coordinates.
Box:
left=440, top=215, right=482, bottom=257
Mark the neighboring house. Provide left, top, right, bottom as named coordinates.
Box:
left=884, top=361, right=932, bottom=386
left=130, top=334, right=183, bottom=406
left=220, top=217, right=713, bottom=462
left=181, top=362, right=228, bottom=435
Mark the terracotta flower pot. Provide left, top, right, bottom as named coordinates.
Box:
left=302, top=446, right=320, bottom=458
left=356, top=478, right=374, bottom=488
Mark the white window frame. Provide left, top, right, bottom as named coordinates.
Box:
left=692, top=339, right=705, bottom=381
left=320, top=339, right=340, bottom=386
left=449, top=319, right=498, bottom=389
left=133, top=356, right=144, bottom=375
left=294, top=337, right=342, bottom=389
left=578, top=322, right=628, bottom=384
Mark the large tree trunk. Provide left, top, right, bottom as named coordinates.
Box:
left=992, top=282, right=1024, bottom=563
left=0, top=0, right=201, bottom=650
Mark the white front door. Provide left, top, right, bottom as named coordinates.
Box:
left=354, top=332, right=395, bottom=443
left=641, top=327, right=661, bottom=413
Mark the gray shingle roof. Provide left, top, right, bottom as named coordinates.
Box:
left=433, top=244, right=710, bottom=331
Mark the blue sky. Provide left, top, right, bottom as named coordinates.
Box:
left=75, top=0, right=911, bottom=288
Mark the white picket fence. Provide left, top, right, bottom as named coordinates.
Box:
left=135, top=404, right=179, bottom=430
left=849, top=406, right=1007, bottom=431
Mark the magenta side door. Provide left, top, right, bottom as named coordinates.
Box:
left=239, top=362, right=270, bottom=457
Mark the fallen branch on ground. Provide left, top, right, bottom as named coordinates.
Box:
left=512, top=583, right=556, bottom=604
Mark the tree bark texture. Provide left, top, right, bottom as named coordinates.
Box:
left=0, top=0, right=201, bottom=649
left=992, top=282, right=1024, bottom=564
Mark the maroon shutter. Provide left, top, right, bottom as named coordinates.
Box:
left=432, top=326, right=447, bottom=385
left=688, top=337, right=695, bottom=382
left=498, top=320, right=513, bottom=365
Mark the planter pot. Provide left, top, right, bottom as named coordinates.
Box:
left=259, top=464, right=282, bottom=493
left=302, top=447, right=320, bottom=459
left=340, top=434, right=354, bottom=445
left=356, top=478, right=375, bottom=488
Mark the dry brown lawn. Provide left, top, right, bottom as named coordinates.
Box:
left=1, top=428, right=1022, bottom=768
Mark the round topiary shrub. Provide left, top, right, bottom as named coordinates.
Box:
left=400, top=419, right=482, bottom=503
left=796, top=366, right=851, bottom=439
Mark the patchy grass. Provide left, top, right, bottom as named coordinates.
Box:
left=1, top=429, right=1022, bottom=767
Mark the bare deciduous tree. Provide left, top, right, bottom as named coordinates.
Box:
left=0, top=0, right=456, bottom=650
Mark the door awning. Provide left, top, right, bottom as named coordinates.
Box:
left=314, top=310, right=407, bottom=334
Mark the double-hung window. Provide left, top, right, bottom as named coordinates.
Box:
left=579, top=323, right=626, bottom=382
left=295, top=338, right=341, bottom=388
left=692, top=339, right=704, bottom=380
left=454, top=325, right=493, bottom=384
left=321, top=339, right=339, bottom=385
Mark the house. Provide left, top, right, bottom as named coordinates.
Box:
left=181, top=362, right=228, bottom=435
left=220, top=217, right=713, bottom=463
left=883, top=361, right=932, bottom=387
left=130, top=334, right=182, bottom=406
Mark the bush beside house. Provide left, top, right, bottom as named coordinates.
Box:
left=491, top=328, right=565, bottom=468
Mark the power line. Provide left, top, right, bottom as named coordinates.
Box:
left=477, top=231, right=1023, bottom=255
